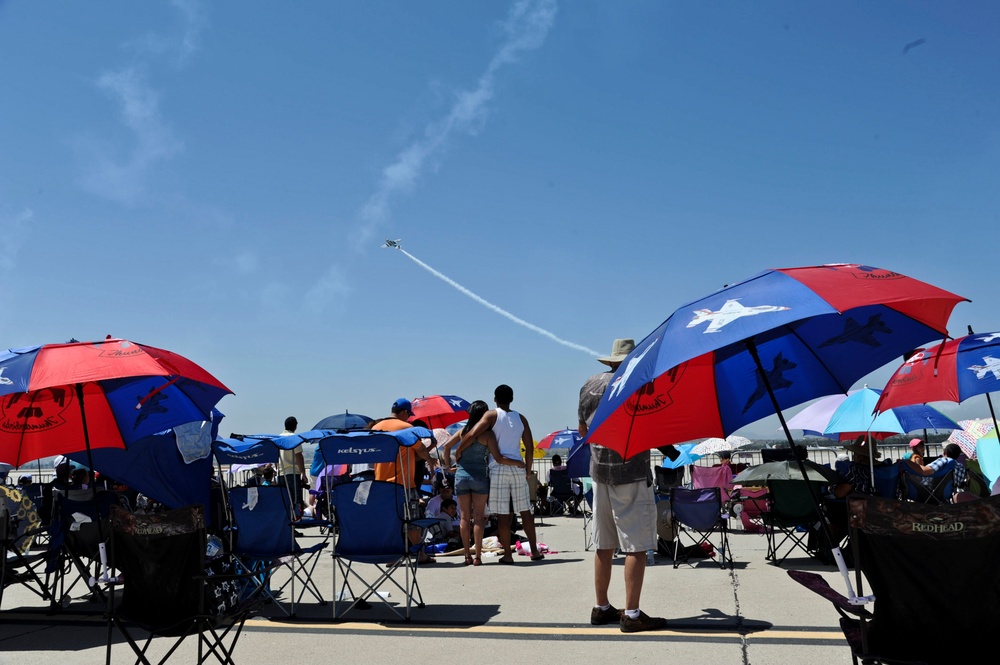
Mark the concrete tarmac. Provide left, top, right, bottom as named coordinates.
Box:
left=1, top=513, right=856, bottom=665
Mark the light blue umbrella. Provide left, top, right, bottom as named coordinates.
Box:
left=824, top=387, right=959, bottom=439
left=662, top=443, right=704, bottom=469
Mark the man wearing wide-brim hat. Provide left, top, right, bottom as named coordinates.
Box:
left=833, top=435, right=881, bottom=498
left=580, top=338, right=668, bottom=634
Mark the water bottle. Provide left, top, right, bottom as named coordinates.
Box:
left=646, top=549, right=656, bottom=566
left=206, top=535, right=222, bottom=560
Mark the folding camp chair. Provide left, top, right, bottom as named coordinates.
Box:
left=732, top=486, right=769, bottom=533
left=545, top=468, right=582, bottom=516
left=2, top=488, right=51, bottom=609
left=318, top=429, right=437, bottom=620
left=581, top=484, right=594, bottom=551
left=871, top=462, right=902, bottom=500
left=668, top=487, right=731, bottom=568
left=654, top=466, right=685, bottom=498
left=105, top=504, right=265, bottom=665
left=226, top=485, right=327, bottom=617
left=901, top=462, right=955, bottom=504
left=789, top=494, right=1000, bottom=665
left=764, top=480, right=829, bottom=566
left=46, top=490, right=122, bottom=609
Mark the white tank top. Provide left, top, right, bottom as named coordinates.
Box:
left=494, top=407, right=524, bottom=463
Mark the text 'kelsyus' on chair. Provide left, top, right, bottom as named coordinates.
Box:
left=789, top=494, right=1000, bottom=665
left=105, top=504, right=265, bottom=665
left=668, top=487, right=732, bottom=569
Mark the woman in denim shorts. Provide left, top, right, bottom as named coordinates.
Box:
left=443, top=400, right=493, bottom=566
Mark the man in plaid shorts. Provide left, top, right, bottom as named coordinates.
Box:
left=462, top=384, right=544, bottom=564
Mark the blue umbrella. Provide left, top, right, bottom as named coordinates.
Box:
left=824, top=387, right=959, bottom=439
left=312, top=411, right=373, bottom=431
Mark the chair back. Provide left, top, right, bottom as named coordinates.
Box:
left=655, top=466, right=685, bottom=496
left=331, top=480, right=408, bottom=562
left=227, top=486, right=295, bottom=558
left=848, top=494, right=1000, bottom=664
left=872, top=462, right=902, bottom=499
left=766, top=480, right=824, bottom=526
left=736, top=486, right=770, bottom=517
left=548, top=469, right=574, bottom=500
left=691, top=465, right=734, bottom=494
left=901, top=462, right=955, bottom=504
left=111, top=505, right=206, bottom=628
left=670, top=487, right=723, bottom=531
left=761, top=448, right=796, bottom=463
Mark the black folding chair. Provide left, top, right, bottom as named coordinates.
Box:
left=105, top=504, right=266, bottom=665
left=2, top=487, right=50, bottom=609
left=764, top=480, right=829, bottom=566
left=789, top=494, right=1000, bottom=665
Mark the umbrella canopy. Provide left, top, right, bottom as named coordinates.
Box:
left=587, top=263, right=965, bottom=460
left=410, top=394, right=470, bottom=429
left=662, top=442, right=703, bottom=469
left=786, top=392, right=855, bottom=438
left=949, top=419, right=996, bottom=459
left=822, top=387, right=958, bottom=440
left=538, top=429, right=581, bottom=450
left=312, top=411, right=373, bottom=431
left=877, top=331, right=1000, bottom=410
left=690, top=435, right=753, bottom=456
left=977, top=431, right=1000, bottom=486
left=0, top=338, right=233, bottom=467
left=734, top=460, right=840, bottom=484
left=877, top=330, right=1000, bottom=461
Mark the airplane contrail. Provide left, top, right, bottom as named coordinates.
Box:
left=396, top=247, right=601, bottom=358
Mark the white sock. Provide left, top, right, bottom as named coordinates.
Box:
left=625, top=609, right=640, bottom=619
left=596, top=604, right=611, bottom=611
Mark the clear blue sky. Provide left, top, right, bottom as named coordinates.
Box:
left=1, top=1, right=997, bottom=443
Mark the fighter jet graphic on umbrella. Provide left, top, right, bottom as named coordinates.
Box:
left=687, top=299, right=791, bottom=334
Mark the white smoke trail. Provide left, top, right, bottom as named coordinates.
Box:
left=397, top=247, right=601, bottom=358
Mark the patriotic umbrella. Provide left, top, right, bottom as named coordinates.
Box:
left=0, top=338, right=232, bottom=467
left=538, top=429, right=581, bottom=450
left=410, top=394, right=470, bottom=429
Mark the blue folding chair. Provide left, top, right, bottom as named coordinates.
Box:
left=872, top=462, right=902, bottom=499
left=901, top=461, right=955, bottom=504
left=227, top=486, right=327, bottom=617
left=318, top=429, right=435, bottom=621
left=669, top=487, right=732, bottom=568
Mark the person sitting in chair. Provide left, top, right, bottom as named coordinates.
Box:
left=905, top=443, right=968, bottom=495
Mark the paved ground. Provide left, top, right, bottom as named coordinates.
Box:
left=1, top=513, right=858, bottom=665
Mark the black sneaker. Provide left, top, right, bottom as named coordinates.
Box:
left=620, top=611, right=668, bottom=633
left=590, top=605, right=623, bottom=625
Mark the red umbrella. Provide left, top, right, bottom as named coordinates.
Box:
left=538, top=429, right=581, bottom=450
left=876, top=328, right=1000, bottom=449
left=409, top=394, right=470, bottom=429
left=0, top=337, right=232, bottom=467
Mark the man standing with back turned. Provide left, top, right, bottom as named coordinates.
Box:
left=580, top=339, right=667, bottom=633
left=461, top=384, right=543, bottom=564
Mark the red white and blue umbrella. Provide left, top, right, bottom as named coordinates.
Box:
left=877, top=330, right=1000, bottom=450
left=0, top=337, right=232, bottom=467
left=538, top=428, right=581, bottom=450
left=587, top=264, right=966, bottom=460
left=410, top=394, right=470, bottom=429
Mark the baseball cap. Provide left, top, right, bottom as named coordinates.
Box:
left=392, top=398, right=413, bottom=414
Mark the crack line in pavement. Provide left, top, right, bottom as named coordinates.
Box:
left=729, top=564, right=751, bottom=665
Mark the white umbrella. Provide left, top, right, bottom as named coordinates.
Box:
left=691, top=435, right=753, bottom=456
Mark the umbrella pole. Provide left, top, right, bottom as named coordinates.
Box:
left=745, top=341, right=865, bottom=601
left=74, top=383, right=112, bottom=585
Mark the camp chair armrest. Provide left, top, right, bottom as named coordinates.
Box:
left=787, top=570, right=870, bottom=618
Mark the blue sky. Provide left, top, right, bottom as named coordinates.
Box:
left=1, top=1, right=997, bottom=443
